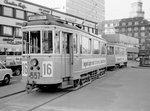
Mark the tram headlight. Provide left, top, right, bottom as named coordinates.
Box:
left=30, top=58, right=38, bottom=67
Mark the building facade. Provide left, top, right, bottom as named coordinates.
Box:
left=100, top=0, right=150, bottom=51
left=115, top=17, right=150, bottom=51
left=47, top=0, right=105, bottom=23
left=99, top=19, right=120, bottom=35
left=129, top=0, right=144, bottom=18
left=100, top=0, right=150, bottom=65
left=0, top=0, right=100, bottom=54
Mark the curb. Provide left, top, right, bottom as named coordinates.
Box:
left=131, top=66, right=150, bottom=69
left=0, top=90, right=25, bottom=99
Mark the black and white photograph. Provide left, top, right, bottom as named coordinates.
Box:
left=0, top=0, right=150, bottom=111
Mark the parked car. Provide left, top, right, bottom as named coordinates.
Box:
left=0, top=62, right=13, bottom=85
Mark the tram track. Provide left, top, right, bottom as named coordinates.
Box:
left=26, top=73, right=109, bottom=111
left=0, top=90, right=25, bottom=100
left=27, top=90, right=71, bottom=111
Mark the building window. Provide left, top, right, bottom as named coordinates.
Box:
left=16, top=9, right=25, bottom=19
left=141, top=32, right=145, bottom=37
left=3, top=6, right=13, bottom=17
left=3, top=26, right=13, bottom=36
left=141, top=26, right=145, bottom=30
left=122, top=22, right=126, bottom=26
left=141, top=38, right=145, bottom=43
left=134, top=32, right=138, bottom=37
left=135, top=21, right=139, bottom=25
left=128, top=22, right=132, bottom=25
left=134, top=27, right=138, bottom=31
left=15, top=28, right=22, bottom=37
left=105, top=24, right=108, bottom=27
left=128, top=27, right=132, bottom=31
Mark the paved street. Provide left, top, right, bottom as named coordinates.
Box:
left=0, top=61, right=150, bottom=111
left=34, top=64, right=150, bottom=111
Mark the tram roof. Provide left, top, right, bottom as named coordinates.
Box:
left=23, top=14, right=106, bottom=41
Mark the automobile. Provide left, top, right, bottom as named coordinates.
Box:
left=0, top=62, right=13, bottom=85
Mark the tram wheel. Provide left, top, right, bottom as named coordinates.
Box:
left=73, top=79, right=80, bottom=90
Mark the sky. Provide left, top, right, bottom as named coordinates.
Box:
left=26, top=0, right=150, bottom=20
left=105, top=0, right=150, bottom=20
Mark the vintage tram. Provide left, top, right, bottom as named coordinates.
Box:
left=107, top=42, right=127, bottom=69
left=22, top=14, right=107, bottom=92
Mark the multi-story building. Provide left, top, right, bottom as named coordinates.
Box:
left=101, top=0, right=150, bottom=65
left=0, top=0, right=100, bottom=54
left=129, top=0, right=144, bottom=18
left=99, top=19, right=120, bottom=35
left=47, top=0, right=105, bottom=23
left=115, top=17, right=150, bottom=50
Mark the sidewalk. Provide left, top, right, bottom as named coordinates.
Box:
left=0, top=76, right=26, bottom=98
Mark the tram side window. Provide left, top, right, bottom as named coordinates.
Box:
left=54, top=31, right=60, bottom=54
left=107, top=46, right=114, bottom=55
left=115, top=47, right=119, bottom=55
left=80, top=36, right=91, bottom=54
left=73, top=34, right=78, bottom=54
left=23, top=32, right=29, bottom=54
left=42, top=31, right=53, bottom=53
left=101, top=42, right=106, bottom=55
left=62, top=32, right=71, bottom=54
left=93, top=39, right=100, bottom=54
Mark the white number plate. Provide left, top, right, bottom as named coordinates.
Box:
left=42, top=61, right=53, bottom=77
left=22, top=61, right=28, bottom=76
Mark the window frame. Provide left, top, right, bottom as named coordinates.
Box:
left=3, top=6, right=13, bottom=17
left=15, top=9, right=25, bottom=19
left=3, top=25, right=13, bottom=36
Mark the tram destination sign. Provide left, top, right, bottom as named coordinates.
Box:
left=28, top=15, right=47, bottom=21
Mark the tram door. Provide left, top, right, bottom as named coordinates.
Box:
left=62, top=32, right=73, bottom=77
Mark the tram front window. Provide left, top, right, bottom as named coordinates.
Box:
left=30, top=31, right=41, bottom=54
left=23, top=32, right=29, bottom=54
left=42, top=30, right=53, bottom=53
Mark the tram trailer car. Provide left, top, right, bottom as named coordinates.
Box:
left=22, top=14, right=107, bottom=92
left=107, top=42, right=127, bottom=69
